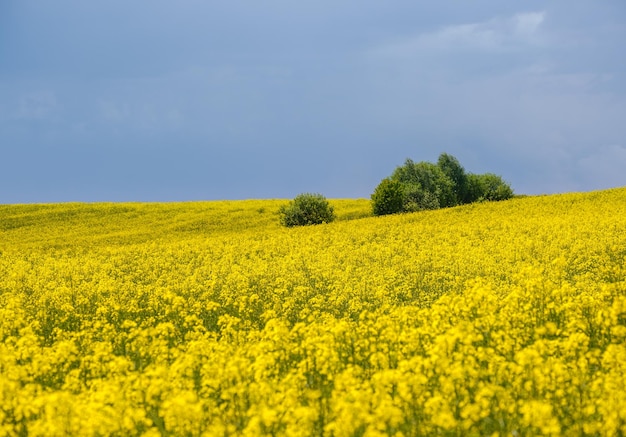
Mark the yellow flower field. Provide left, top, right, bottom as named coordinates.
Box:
left=0, top=190, right=625, bottom=436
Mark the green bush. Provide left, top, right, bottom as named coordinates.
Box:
left=467, top=173, right=514, bottom=202
left=392, top=159, right=456, bottom=208
left=403, top=183, right=440, bottom=212
left=279, top=193, right=335, bottom=227
left=437, top=153, right=469, bottom=205
left=372, top=153, right=514, bottom=215
left=371, top=178, right=405, bottom=216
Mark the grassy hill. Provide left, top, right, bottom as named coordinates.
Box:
left=0, top=189, right=625, bottom=435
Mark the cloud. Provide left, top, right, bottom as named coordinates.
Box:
left=513, top=11, right=545, bottom=37
left=371, top=11, right=546, bottom=56
left=16, top=91, right=59, bottom=120
left=97, top=99, right=184, bottom=132
left=98, top=100, right=131, bottom=123
left=577, top=145, right=626, bottom=190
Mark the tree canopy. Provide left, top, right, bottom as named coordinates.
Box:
left=371, top=153, right=514, bottom=216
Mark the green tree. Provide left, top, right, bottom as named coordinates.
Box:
left=466, top=173, right=514, bottom=202
left=391, top=159, right=455, bottom=208
left=371, top=178, right=405, bottom=216
left=279, top=193, right=335, bottom=227
left=437, top=153, right=469, bottom=205
left=403, top=183, right=440, bottom=211
left=372, top=154, right=514, bottom=216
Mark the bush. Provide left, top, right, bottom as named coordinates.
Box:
left=391, top=159, right=456, bottom=208
left=403, top=184, right=440, bottom=212
left=372, top=153, right=514, bottom=216
left=371, top=178, right=405, bottom=216
left=279, top=193, right=335, bottom=227
left=467, top=173, right=514, bottom=202
left=437, top=153, right=469, bottom=205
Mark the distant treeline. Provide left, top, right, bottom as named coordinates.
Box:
left=371, top=153, right=513, bottom=216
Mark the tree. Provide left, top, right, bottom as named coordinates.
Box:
left=371, top=178, right=405, bottom=216
left=391, top=159, right=455, bottom=208
left=279, top=193, right=335, bottom=227
left=466, top=173, right=514, bottom=202
left=402, top=183, right=440, bottom=211
left=437, top=153, right=468, bottom=205
left=371, top=154, right=514, bottom=216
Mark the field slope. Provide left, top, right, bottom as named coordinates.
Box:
left=1, top=190, right=625, bottom=436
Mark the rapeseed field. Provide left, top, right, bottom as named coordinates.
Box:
left=0, top=190, right=625, bottom=436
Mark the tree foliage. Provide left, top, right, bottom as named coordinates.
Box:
left=392, top=160, right=455, bottom=209
left=371, top=153, right=514, bottom=216
left=467, top=173, right=514, bottom=202
left=279, top=193, right=335, bottom=227
left=371, top=178, right=405, bottom=216
left=437, top=153, right=469, bottom=204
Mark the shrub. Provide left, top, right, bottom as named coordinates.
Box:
left=279, top=193, right=335, bottom=227
left=372, top=153, right=514, bottom=215
left=467, top=173, right=514, bottom=202
left=403, top=183, right=440, bottom=212
left=371, top=178, right=405, bottom=216
left=437, top=153, right=469, bottom=205
left=391, top=159, right=456, bottom=208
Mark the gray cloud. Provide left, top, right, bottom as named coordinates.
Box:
left=1, top=1, right=624, bottom=202
left=17, top=92, right=59, bottom=120
left=371, top=11, right=547, bottom=56
left=577, top=145, right=626, bottom=191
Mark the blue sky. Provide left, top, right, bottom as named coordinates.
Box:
left=1, top=1, right=625, bottom=203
